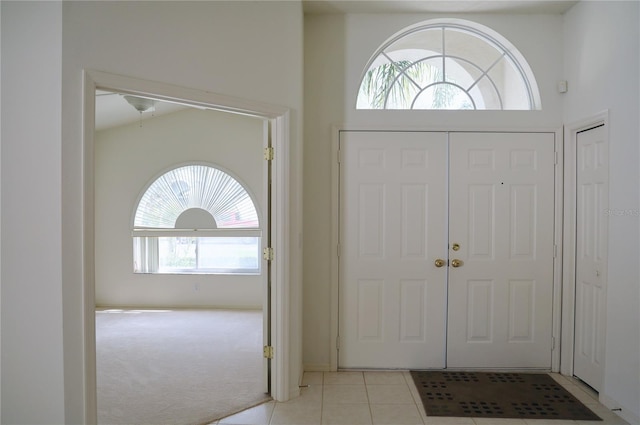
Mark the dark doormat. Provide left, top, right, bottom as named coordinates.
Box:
left=410, top=371, right=601, bottom=420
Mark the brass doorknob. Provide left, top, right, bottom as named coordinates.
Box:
left=434, top=259, right=446, bottom=268
left=451, top=259, right=464, bottom=268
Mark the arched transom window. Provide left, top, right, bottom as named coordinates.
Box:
left=357, top=19, right=541, bottom=110
left=133, top=164, right=261, bottom=274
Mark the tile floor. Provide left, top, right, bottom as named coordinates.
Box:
left=210, top=371, right=630, bottom=425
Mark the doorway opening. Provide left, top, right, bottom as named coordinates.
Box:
left=83, top=70, right=292, bottom=423
left=94, top=90, right=269, bottom=423
left=334, top=129, right=563, bottom=371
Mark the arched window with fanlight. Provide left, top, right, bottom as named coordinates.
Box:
left=132, top=164, right=261, bottom=274
left=357, top=19, right=541, bottom=110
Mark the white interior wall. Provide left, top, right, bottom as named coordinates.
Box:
left=1, top=2, right=66, bottom=424
left=95, top=108, right=264, bottom=309
left=1, top=1, right=303, bottom=423
left=564, top=2, right=640, bottom=421
left=303, top=12, right=564, bottom=370
left=0, top=2, right=3, bottom=419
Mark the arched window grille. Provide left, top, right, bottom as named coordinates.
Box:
left=357, top=19, right=541, bottom=110
left=132, top=164, right=261, bottom=274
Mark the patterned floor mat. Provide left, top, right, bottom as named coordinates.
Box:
left=410, top=371, right=601, bottom=420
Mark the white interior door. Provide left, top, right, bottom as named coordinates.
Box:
left=574, top=124, right=608, bottom=391
left=446, top=132, right=556, bottom=368
left=339, top=131, right=448, bottom=369
left=263, top=125, right=271, bottom=394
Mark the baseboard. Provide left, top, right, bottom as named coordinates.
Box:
left=289, top=385, right=301, bottom=400
left=600, top=393, right=640, bottom=425
left=96, top=305, right=263, bottom=311
left=304, top=364, right=334, bottom=372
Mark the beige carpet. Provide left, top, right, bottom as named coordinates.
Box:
left=96, top=309, right=270, bottom=425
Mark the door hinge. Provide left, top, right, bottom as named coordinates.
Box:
left=554, top=244, right=558, bottom=258
left=336, top=336, right=341, bottom=350
left=263, top=247, right=274, bottom=261
left=337, top=149, right=341, bottom=163
left=263, top=345, right=274, bottom=359
left=264, top=147, right=274, bottom=161
left=551, top=337, right=556, bottom=350
left=554, top=151, right=559, bottom=165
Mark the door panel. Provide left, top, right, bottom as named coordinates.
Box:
left=447, top=132, right=555, bottom=368
left=574, top=125, right=608, bottom=391
left=339, top=131, right=448, bottom=369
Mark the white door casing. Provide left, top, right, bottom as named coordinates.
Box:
left=573, top=124, right=608, bottom=391
left=339, top=131, right=448, bottom=369
left=446, top=132, right=556, bottom=368
left=338, top=131, right=556, bottom=370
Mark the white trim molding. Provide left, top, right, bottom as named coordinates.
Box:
left=600, top=393, right=640, bottom=425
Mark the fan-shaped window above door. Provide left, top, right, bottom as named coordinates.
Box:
left=356, top=19, right=541, bottom=110
left=132, top=164, right=261, bottom=275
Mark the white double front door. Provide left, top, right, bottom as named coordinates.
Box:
left=339, top=131, right=556, bottom=369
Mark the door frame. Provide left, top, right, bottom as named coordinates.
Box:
left=82, top=70, right=292, bottom=422
left=331, top=126, right=564, bottom=372
left=560, top=110, right=610, bottom=378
